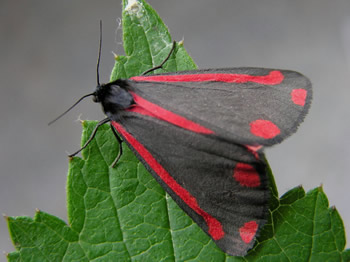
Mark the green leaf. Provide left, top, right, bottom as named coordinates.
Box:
left=6, top=0, right=350, bottom=261
left=242, top=185, right=350, bottom=261
left=110, top=0, right=196, bottom=81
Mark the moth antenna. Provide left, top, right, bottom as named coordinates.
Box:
left=49, top=21, right=103, bottom=126
left=97, top=20, right=102, bottom=86
left=48, top=93, right=95, bottom=126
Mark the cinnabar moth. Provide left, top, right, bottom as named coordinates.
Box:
left=50, top=25, right=312, bottom=256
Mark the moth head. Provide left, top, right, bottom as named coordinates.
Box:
left=92, top=84, right=104, bottom=103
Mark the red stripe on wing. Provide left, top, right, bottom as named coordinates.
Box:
left=127, top=93, right=214, bottom=135
left=112, top=122, right=225, bottom=240
left=131, top=70, right=284, bottom=85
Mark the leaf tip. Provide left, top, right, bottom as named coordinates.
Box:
left=112, top=51, right=119, bottom=60
left=3, top=214, right=8, bottom=221
left=125, top=0, right=142, bottom=13
left=317, top=184, right=324, bottom=192
left=296, top=184, right=305, bottom=192
left=5, top=215, right=15, bottom=223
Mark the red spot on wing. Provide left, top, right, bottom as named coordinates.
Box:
left=131, top=70, right=284, bottom=85
left=245, top=145, right=263, bottom=160
left=239, top=221, right=258, bottom=244
left=112, top=122, right=225, bottom=240
left=291, top=89, right=307, bottom=106
left=233, top=163, right=261, bottom=187
left=128, top=93, right=214, bottom=135
left=250, top=119, right=280, bottom=139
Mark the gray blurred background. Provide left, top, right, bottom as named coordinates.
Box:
left=1, top=0, right=349, bottom=254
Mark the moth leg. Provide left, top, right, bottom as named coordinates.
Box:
left=68, top=118, right=110, bottom=157
left=110, top=124, right=123, bottom=168
left=141, top=41, right=176, bottom=75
